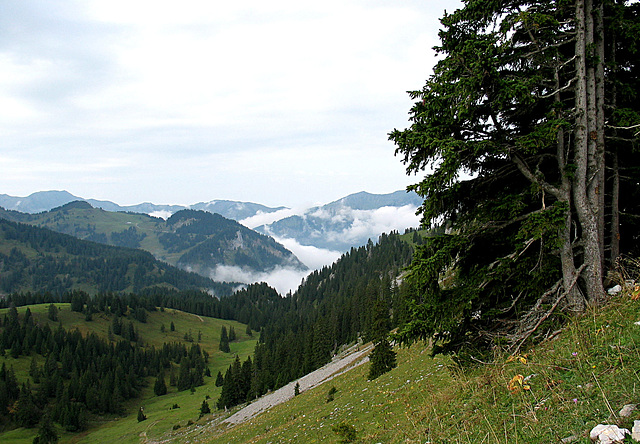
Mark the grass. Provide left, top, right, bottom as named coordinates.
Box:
left=0, top=304, right=257, bottom=443
left=169, top=285, right=640, bottom=443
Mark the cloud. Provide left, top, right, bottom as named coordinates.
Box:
left=329, top=205, right=421, bottom=244
left=209, top=264, right=312, bottom=296
left=0, top=0, right=457, bottom=207
left=149, top=210, right=173, bottom=220
left=240, top=207, right=299, bottom=229
left=273, top=237, right=343, bottom=270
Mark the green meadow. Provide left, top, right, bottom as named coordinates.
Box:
left=0, top=303, right=257, bottom=443
left=176, top=288, right=640, bottom=443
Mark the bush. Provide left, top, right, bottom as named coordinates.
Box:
left=326, top=386, right=337, bottom=403
left=332, top=422, right=357, bottom=443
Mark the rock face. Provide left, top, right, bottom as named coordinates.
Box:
left=589, top=424, right=630, bottom=443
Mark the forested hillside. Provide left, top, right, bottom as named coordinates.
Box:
left=0, top=227, right=422, bottom=442
left=215, top=230, right=421, bottom=409
left=0, top=218, right=232, bottom=295
left=0, top=203, right=306, bottom=283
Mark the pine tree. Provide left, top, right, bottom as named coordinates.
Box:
left=199, top=399, right=211, bottom=418
left=47, top=304, right=58, bottom=322
left=215, top=371, right=224, bottom=387
left=154, top=371, right=167, bottom=396
left=228, top=325, right=236, bottom=341
left=32, top=413, right=58, bottom=444
left=367, top=300, right=396, bottom=380
left=389, top=0, right=640, bottom=355
left=219, top=326, right=230, bottom=353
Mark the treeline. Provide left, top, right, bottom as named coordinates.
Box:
left=0, top=304, right=208, bottom=433
left=0, top=218, right=232, bottom=295
left=216, top=231, right=416, bottom=409
left=0, top=288, right=278, bottom=331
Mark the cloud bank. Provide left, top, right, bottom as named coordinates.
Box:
left=209, top=265, right=312, bottom=296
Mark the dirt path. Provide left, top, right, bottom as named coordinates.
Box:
left=222, top=343, right=372, bottom=425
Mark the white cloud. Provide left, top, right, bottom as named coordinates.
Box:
left=333, top=205, right=421, bottom=243
left=149, top=210, right=173, bottom=220
left=274, top=237, right=343, bottom=270
left=209, top=264, right=311, bottom=296
left=0, top=0, right=461, bottom=207
left=240, top=207, right=300, bottom=229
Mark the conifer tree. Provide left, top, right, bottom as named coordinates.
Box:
left=154, top=371, right=167, bottom=396
left=367, top=300, right=396, bottom=380
left=32, top=413, right=58, bottom=444
left=199, top=399, right=210, bottom=418
left=219, top=326, right=230, bottom=353
left=215, top=371, right=224, bottom=387
left=47, top=304, right=58, bottom=322
left=390, top=0, right=640, bottom=355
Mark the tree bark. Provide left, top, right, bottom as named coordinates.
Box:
left=574, top=0, right=605, bottom=306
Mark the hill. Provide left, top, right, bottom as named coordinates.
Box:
left=0, top=301, right=257, bottom=443
left=0, top=217, right=232, bottom=295
left=0, top=204, right=307, bottom=284
left=165, top=284, right=640, bottom=443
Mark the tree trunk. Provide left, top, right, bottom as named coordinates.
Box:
left=574, top=0, right=605, bottom=306
left=610, top=148, right=620, bottom=263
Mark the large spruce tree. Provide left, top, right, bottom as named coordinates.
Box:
left=390, top=0, right=640, bottom=356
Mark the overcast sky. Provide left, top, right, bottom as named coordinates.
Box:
left=0, top=0, right=460, bottom=208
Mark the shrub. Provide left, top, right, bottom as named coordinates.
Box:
left=332, top=422, right=357, bottom=443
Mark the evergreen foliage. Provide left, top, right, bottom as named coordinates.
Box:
left=199, top=399, right=211, bottom=418
left=390, top=0, right=640, bottom=356
left=32, top=413, right=58, bottom=444
left=0, top=218, right=230, bottom=295
left=0, top=300, right=208, bottom=433
left=219, top=326, right=230, bottom=353
left=154, top=371, right=167, bottom=396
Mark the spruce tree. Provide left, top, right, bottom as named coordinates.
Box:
left=219, top=326, right=230, bottom=353
left=389, top=0, right=640, bottom=355
left=154, top=371, right=167, bottom=396
left=47, top=304, right=58, bottom=322
left=367, top=300, right=396, bottom=380
left=33, top=413, right=58, bottom=444
left=215, top=371, right=224, bottom=387
left=199, top=399, right=211, bottom=418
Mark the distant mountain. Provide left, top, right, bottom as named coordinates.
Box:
left=0, top=191, right=284, bottom=221
left=255, top=190, right=422, bottom=251
left=0, top=190, right=79, bottom=214
left=0, top=189, right=423, bottom=262
left=0, top=203, right=306, bottom=283
left=190, top=200, right=287, bottom=221
left=0, top=217, right=233, bottom=295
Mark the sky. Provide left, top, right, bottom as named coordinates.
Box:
left=0, top=0, right=461, bottom=209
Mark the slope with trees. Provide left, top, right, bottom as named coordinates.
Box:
left=0, top=218, right=230, bottom=295
left=0, top=203, right=307, bottom=280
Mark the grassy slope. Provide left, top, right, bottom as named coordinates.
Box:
left=0, top=304, right=257, bottom=444
left=187, top=288, right=640, bottom=443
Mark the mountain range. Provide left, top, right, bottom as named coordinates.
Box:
left=0, top=189, right=422, bottom=253
left=0, top=190, right=285, bottom=220
left=0, top=202, right=306, bottom=286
